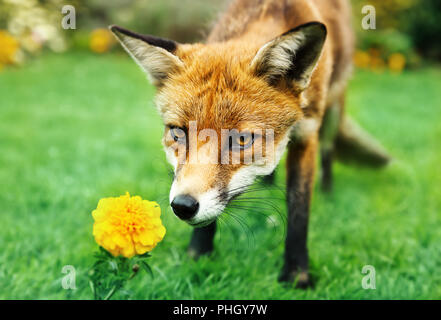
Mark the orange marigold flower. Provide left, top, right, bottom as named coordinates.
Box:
left=92, top=192, right=166, bottom=258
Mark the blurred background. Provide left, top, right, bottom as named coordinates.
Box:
left=1, top=0, right=441, bottom=71
left=1, top=0, right=441, bottom=300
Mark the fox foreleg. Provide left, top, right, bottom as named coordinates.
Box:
left=187, top=221, right=217, bottom=259
left=279, top=136, right=318, bottom=288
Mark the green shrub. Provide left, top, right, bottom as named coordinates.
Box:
left=354, top=0, right=441, bottom=62
left=404, top=0, right=441, bottom=60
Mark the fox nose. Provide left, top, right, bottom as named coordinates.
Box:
left=171, top=195, right=199, bottom=220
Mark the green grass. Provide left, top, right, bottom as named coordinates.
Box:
left=1, top=53, right=440, bottom=299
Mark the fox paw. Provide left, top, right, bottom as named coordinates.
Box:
left=278, top=270, right=312, bottom=289
left=187, top=245, right=214, bottom=260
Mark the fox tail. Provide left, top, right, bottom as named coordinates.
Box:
left=334, top=116, right=392, bottom=168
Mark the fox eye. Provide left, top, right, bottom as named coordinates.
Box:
left=230, top=132, right=255, bottom=150
left=169, top=127, right=186, bottom=142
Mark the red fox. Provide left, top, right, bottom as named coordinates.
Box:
left=110, top=0, right=390, bottom=288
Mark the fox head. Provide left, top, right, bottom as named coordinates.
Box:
left=110, top=22, right=326, bottom=227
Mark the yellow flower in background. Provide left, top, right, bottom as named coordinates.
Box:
left=0, top=30, right=19, bottom=66
left=90, top=28, right=115, bottom=54
left=92, top=192, right=166, bottom=258
left=388, top=53, right=406, bottom=73
left=370, top=57, right=386, bottom=73
left=368, top=48, right=381, bottom=59
left=354, top=50, right=370, bottom=69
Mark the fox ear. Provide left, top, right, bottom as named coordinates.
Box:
left=109, top=25, right=184, bottom=86
left=251, top=22, right=327, bottom=91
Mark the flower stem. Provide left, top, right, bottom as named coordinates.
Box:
left=103, top=286, right=118, bottom=300
left=103, top=268, right=139, bottom=300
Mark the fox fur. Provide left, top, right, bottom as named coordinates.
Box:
left=110, top=0, right=390, bottom=288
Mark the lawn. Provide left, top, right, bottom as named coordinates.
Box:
left=0, top=52, right=440, bottom=299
